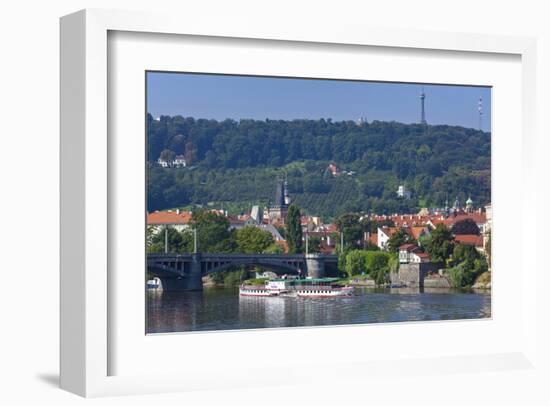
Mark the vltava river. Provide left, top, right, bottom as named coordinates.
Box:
left=146, top=287, right=491, bottom=333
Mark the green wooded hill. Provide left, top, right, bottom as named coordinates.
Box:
left=147, top=114, right=491, bottom=220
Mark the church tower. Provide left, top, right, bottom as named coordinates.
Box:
left=268, top=176, right=290, bottom=224
left=466, top=196, right=474, bottom=213
left=453, top=196, right=460, bottom=213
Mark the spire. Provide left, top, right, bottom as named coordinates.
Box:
left=284, top=172, right=291, bottom=205
left=274, top=178, right=285, bottom=207
left=453, top=196, right=460, bottom=210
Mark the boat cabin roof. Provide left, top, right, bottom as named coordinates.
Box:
left=270, top=277, right=340, bottom=284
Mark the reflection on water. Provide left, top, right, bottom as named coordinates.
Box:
left=146, top=287, right=491, bottom=334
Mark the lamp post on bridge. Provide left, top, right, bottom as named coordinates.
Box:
left=305, top=231, right=309, bottom=256
left=164, top=226, right=168, bottom=254
left=193, top=228, right=197, bottom=253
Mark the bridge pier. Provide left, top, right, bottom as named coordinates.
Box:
left=187, top=253, right=204, bottom=290
left=305, top=254, right=325, bottom=279
left=160, top=276, right=189, bottom=291
left=159, top=254, right=203, bottom=292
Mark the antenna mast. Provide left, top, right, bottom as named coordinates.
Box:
left=478, top=97, right=483, bottom=131
left=420, top=86, right=427, bottom=125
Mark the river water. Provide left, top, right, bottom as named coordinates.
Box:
left=146, top=286, right=491, bottom=334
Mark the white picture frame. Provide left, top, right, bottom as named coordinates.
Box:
left=60, top=8, right=538, bottom=397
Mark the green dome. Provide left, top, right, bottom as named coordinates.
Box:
left=466, top=196, right=473, bottom=205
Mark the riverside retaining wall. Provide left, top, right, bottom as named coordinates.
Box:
left=397, top=262, right=441, bottom=288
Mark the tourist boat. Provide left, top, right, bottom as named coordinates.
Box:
left=239, top=277, right=353, bottom=298
left=293, top=278, right=354, bottom=298
left=238, top=285, right=281, bottom=296
left=239, top=278, right=292, bottom=296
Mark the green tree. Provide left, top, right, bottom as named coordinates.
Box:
left=306, top=235, right=322, bottom=254
left=425, top=224, right=454, bottom=263
left=184, top=141, right=197, bottom=165
left=370, top=265, right=390, bottom=286
left=236, top=226, right=274, bottom=253
left=417, top=234, right=430, bottom=249
left=335, top=213, right=363, bottom=249
left=344, top=249, right=366, bottom=278
left=148, top=226, right=187, bottom=253
left=263, top=243, right=284, bottom=254
left=146, top=225, right=156, bottom=249
left=286, top=204, right=303, bottom=254
left=447, top=243, right=488, bottom=288
left=452, top=243, right=479, bottom=268
left=342, top=250, right=393, bottom=284
left=485, top=231, right=491, bottom=269
left=364, top=251, right=390, bottom=274
left=387, top=228, right=414, bottom=253
left=190, top=209, right=236, bottom=253
left=364, top=241, right=380, bottom=251
left=146, top=115, right=491, bottom=218
left=447, top=263, right=466, bottom=288
left=366, top=251, right=393, bottom=285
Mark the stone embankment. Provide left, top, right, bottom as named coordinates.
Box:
left=423, top=275, right=451, bottom=288
left=347, top=278, right=376, bottom=287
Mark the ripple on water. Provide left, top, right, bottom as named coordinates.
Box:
left=146, top=287, right=491, bottom=333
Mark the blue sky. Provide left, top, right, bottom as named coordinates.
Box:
left=147, top=72, right=491, bottom=131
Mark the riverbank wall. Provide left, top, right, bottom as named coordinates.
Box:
left=424, top=276, right=451, bottom=288
left=395, top=262, right=441, bottom=288
left=347, top=278, right=376, bottom=287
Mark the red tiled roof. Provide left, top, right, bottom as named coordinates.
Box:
left=381, top=226, right=425, bottom=240
left=378, top=227, right=399, bottom=237
left=147, top=210, right=192, bottom=225
left=454, top=234, right=483, bottom=247
left=399, top=243, right=418, bottom=252
left=435, top=213, right=487, bottom=228
left=368, top=233, right=378, bottom=246
left=410, top=226, right=427, bottom=240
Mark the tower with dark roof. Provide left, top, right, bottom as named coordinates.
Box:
left=453, top=196, right=460, bottom=213
left=268, top=176, right=290, bottom=224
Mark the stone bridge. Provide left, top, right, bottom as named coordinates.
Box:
left=147, top=253, right=338, bottom=291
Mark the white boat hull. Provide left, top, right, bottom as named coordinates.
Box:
left=296, top=287, right=354, bottom=298
left=239, top=288, right=280, bottom=297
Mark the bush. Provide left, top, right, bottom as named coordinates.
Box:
left=223, top=269, right=248, bottom=286
left=447, top=255, right=489, bottom=288
left=243, top=278, right=267, bottom=286
left=447, top=264, right=466, bottom=288
left=344, top=250, right=366, bottom=278
left=343, top=250, right=394, bottom=285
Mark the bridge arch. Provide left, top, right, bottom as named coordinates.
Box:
left=147, top=253, right=337, bottom=291
left=202, top=259, right=304, bottom=275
